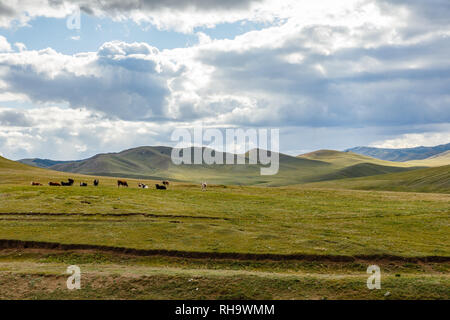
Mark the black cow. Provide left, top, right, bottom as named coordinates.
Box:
left=93, top=179, right=99, bottom=186
left=61, top=178, right=74, bottom=186
left=155, top=184, right=167, bottom=190
left=80, top=182, right=88, bottom=187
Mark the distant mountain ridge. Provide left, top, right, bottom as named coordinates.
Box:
left=346, top=143, right=450, bottom=162
left=18, top=158, right=80, bottom=168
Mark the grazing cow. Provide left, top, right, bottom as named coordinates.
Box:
left=117, top=180, right=128, bottom=188
left=31, top=181, right=42, bottom=186
left=155, top=184, right=167, bottom=190
left=201, top=182, right=207, bottom=191
left=48, top=182, right=61, bottom=186
left=162, top=180, right=170, bottom=187
left=93, top=179, right=99, bottom=186
left=61, top=179, right=74, bottom=186
left=80, top=182, right=88, bottom=187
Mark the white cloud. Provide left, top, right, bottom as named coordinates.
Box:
left=14, top=42, right=26, bottom=51
left=371, top=132, right=450, bottom=148
left=0, top=42, right=180, bottom=120
left=0, top=4, right=449, bottom=127
left=0, top=36, right=12, bottom=52
left=0, top=106, right=174, bottom=160
left=0, top=0, right=449, bottom=159
left=0, top=0, right=407, bottom=33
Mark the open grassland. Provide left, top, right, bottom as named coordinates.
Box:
left=0, top=184, right=449, bottom=257
left=0, top=158, right=448, bottom=299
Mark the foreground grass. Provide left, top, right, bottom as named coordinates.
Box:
left=0, top=250, right=448, bottom=300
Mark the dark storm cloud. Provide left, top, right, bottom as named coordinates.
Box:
left=0, top=41, right=175, bottom=120
left=1, top=64, right=169, bottom=121
left=195, top=28, right=450, bottom=128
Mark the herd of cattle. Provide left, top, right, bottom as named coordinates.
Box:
left=34, top=178, right=100, bottom=187
left=30, top=179, right=208, bottom=190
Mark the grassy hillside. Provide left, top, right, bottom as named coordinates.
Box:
left=30, top=146, right=421, bottom=186
left=298, top=150, right=417, bottom=167
left=48, top=146, right=326, bottom=185
left=405, top=150, right=450, bottom=167
left=305, top=165, right=450, bottom=193
left=313, top=163, right=416, bottom=181
left=0, top=155, right=161, bottom=187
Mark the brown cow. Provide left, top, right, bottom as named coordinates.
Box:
left=48, top=182, right=61, bottom=186
left=162, top=180, right=170, bottom=187
left=31, top=181, right=42, bottom=186
left=117, top=180, right=128, bottom=187
left=201, top=182, right=207, bottom=191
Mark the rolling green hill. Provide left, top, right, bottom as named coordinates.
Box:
left=304, top=165, right=450, bottom=193
left=0, top=155, right=33, bottom=170
left=31, top=146, right=421, bottom=186
left=298, top=149, right=417, bottom=167
left=47, top=146, right=330, bottom=185
left=405, top=150, right=450, bottom=167
left=312, top=163, right=416, bottom=181
left=0, top=155, right=154, bottom=186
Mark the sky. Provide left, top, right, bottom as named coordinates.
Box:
left=0, top=0, right=449, bottom=160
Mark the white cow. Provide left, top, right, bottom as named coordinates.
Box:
left=201, top=182, right=207, bottom=191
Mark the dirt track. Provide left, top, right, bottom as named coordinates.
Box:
left=0, top=212, right=229, bottom=220
left=1, top=239, right=449, bottom=263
